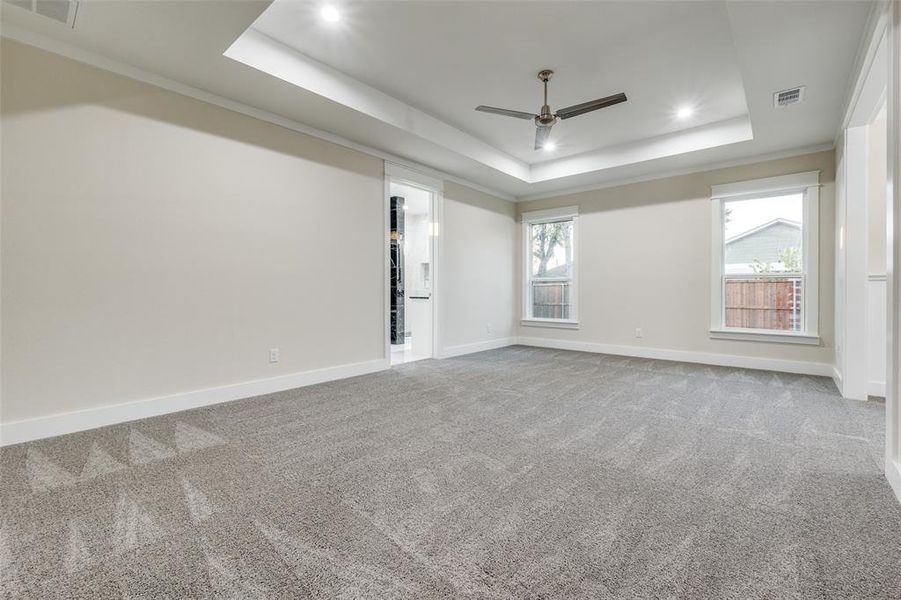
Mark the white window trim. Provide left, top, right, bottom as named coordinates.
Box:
left=709, top=171, right=820, bottom=345
left=521, top=206, right=579, bottom=329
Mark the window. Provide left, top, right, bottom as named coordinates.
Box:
left=522, top=206, right=578, bottom=327
left=710, top=172, right=819, bottom=344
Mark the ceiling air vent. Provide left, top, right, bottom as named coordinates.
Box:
left=2, top=0, right=78, bottom=27
left=774, top=86, right=805, bottom=108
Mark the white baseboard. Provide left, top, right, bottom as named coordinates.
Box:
left=887, top=458, right=901, bottom=507
left=441, top=337, right=514, bottom=358
left=0, top=358, right=388, bottom=447
left=514, top=336, right=834, bottom=377
left=0, top=337, right=845, bottom=445
left=829, top=367, right=883, bottom=401
left=868, top=381, right=887, bottom=397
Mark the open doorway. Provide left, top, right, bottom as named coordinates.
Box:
left=386, top=169, right=440, bottom=365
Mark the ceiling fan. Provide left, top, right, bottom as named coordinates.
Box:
left=475, top=70, right=627, bottom=151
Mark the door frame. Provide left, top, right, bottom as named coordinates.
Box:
left=837, top=0, right=900, bottom=504
left=886, top=0, right=901, bottom=503
left=383, top=162, right=444, bottom=363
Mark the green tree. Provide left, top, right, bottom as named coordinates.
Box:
left=532, top=222, right=570, bottom=276
left=778, top=247, right=801, bottom=272
left=750, top=258, right=773, bottom=274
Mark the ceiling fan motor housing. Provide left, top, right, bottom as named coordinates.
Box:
left=535, top=112, right=558, bottom=127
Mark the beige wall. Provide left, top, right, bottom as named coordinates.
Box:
left=442, top=182, right=517, bottom=349
left=0, top=38, right=840, bottom=428
left=0, top=40, right=512, bottom=425
left=1, top=39, right=386, bottom=422
left=516, top=151, right=836, bottom=367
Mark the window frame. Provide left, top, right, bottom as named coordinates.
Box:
left=709, top=171, right=820, bottom=345
left=521, top=206, right=580, bottom=329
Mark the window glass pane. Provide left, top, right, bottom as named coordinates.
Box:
left=531, top=281, right=572, bottom=320
left=530, top=220, right=573, bottom=278
left=724, top=193, right=803, bottom=274
left=724, top=276, right=803, bottom=331
left=723, top=193, right=804, bottom=332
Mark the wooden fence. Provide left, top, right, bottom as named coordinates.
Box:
left=725, top=277, right=801, bottom=331
left=531, top=282, right=572, bottom=319
left=532, top=278, right=800, bottom=330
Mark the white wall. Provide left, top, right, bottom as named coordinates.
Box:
left=516, top=151, right=836, bottom=373
left=869, top=116, right=889, bottom=275
left=869, top=277, right=887, bottom=396
left=401, top=197, right=431, bottom=357
left=839, top=126, right=872, bottom=399
left=0, top=40, right=514, bottom=436
left=836, top=133, right=847, bottom=388
left=441, top=182, right=517, bottom=354
left=405, top=215, right=431, bottom=295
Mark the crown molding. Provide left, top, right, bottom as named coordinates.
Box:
left=514, top=143, right=834, bottom=203
left=0, top=23, right=838, bottom=206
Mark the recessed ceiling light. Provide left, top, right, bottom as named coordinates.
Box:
left=403, top=204, right=409, bottom=211
left=676, top=105, right=694, bottom=120
left=543, top=141, right=557, bottom=151
left=320, top=4, right=341, bottom=23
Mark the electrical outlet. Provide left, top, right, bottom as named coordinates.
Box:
left=269, top=348, right=280, bottom=363
left=486, top=324, right=492, bottom=335
left=635, top=328, right=643, bottom=339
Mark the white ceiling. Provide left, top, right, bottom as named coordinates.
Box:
left=254, top=1, right=749, bottom=163
left=0, top=0, right=874, bottom=200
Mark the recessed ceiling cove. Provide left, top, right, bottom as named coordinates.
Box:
left=225, top=0, right=754, bottom=184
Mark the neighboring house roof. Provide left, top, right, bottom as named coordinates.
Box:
left=539, top=263, right=571, bottom=278
left=725, top=219, right=801, bottom=265
left=726, top=218, right=800, bottom=244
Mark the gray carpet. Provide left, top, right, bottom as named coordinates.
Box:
left=2, top=346, right=900, bottom=599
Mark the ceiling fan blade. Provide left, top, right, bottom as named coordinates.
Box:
left=534, top=125, right=552, bottom=150
left=556, top=92, right=627, bottom=120
left=475, top=105, right=537, bottom=120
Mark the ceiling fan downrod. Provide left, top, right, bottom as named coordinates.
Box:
left=536, top=69, right=556, bottom=126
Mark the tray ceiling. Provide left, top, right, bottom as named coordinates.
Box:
left=250, top=1, right=750, bottom=164
left=0, top=0, right=873, bottom=199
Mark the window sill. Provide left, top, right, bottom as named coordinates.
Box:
left=709, top=328, right=820, bottom=345
left=521, top=319, right=579, bottom=330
